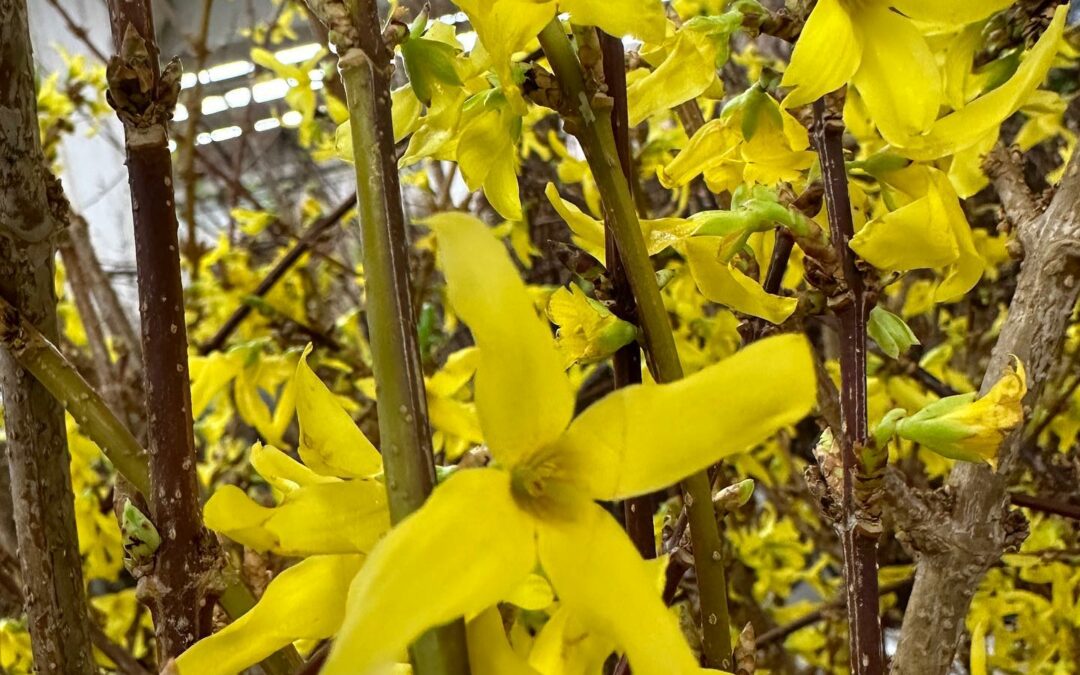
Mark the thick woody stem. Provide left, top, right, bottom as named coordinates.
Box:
left=0, top=1, right=96, bottom=671
left=811, top=98, right=883, bottom=675
left=890, top=146, right=1080, bottom=675
left=104, top=0, right=219, bottom=658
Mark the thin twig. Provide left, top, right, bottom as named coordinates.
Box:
left=199, top=192, right=357, bottom=354
left=757, top=577, right=914, bottom=648
left=1009, top=492, right=1080, bottom=521
left=43, top=0, right=110, bottom=62
left=599, top=29, right=654, bottom=561
left=811, top=96, right=883, bottom=675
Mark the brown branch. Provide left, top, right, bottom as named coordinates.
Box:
left=104, top=0, right=220, bottom=658
left=178, top=0, right=216, bottom=274
left=199, top=192, right=357, bottom=354
left=811, top=96, right=883, bottom=675
left=43, top=0, right=110, bottom=62
left=0, top=1, right=96, bottom=671
left=599, top=30, right=654, bottom=562
left=1009, top=492, right=1080, bottom=521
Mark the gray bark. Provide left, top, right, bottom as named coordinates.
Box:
left=888, top=151, right=1080, bottom=673
left=0, top=0, right=96, bottom=672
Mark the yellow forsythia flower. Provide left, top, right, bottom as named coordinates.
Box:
left=318, top=212, right=817, bottom=675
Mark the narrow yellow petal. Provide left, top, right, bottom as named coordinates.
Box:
left=970, top=618, right=988, bottom=675
left=558, top=334, right=816, bottom=500
left=658, top=119, right=739, bottom=189
left=889, top=0, right=1012, bottom=25
left=203, top=480, right=389, bottom=556
left=627, top=27, right=717, bottom=126
left=684, top=238, right=798, bottom=324
left=427, top=347, right=480, bottom=398
left=894, top=6, right=1066, bottom=160
left=190, top=352, right=242, bottom=418
left=467, top=608, right=542, bottom=675
left=322, top=469, right=537, bottom=675
left=545, top=182, right=607, bottom=263
left=482, top=150, right=523, bottom=221
left=561, top=0, right=666, bottom=44
left=249, top=442, right=339, bottom=494
left=426, top=396, right=484, bottom=446
left=176, top=555, right=363, bottom=675
left=426, top=213, right=574, bottom=464
left=781, top=0, right=862, bottom=109
left=536, top=503, right=700, bottom=675
left=295, top=346, right=382, bottom=478
left=529, top=606, right=614, bottom=675
left=850, top=6, right=941, bottom=145
left=933, top=170, right=985, bottom=302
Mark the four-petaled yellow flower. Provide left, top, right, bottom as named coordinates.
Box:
left=321, top=212, right=817, bottom=675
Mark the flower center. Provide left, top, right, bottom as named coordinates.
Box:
left=509, top=448, right=588, bottom=522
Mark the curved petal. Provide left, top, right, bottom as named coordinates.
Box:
left=426, top=213, right=574, bottom=465
left=545, top=183, right=607, bottom=263
left=627, top=27, right=717, bottom=126
left=190, top=352, right=243, bottom=418
left=849, top=194, right=960, bottom=271
left=203, top=480, right=389, bottom=556
left=427, top=347, right=480, bottom=398
left=426, top=396, right=484, bottom=445
left=659, top=119, right=739, bottom=188
left=889, top=0, right=1013, bottom=25
left=894, top=6, right=1065, bottom=160
left=322, top=469, right=538, bottom=675
left=528, top=606, right=614, bottom=675
left=850, top=6, right=941, bottom=145
left=249, top=442, right=339, bottom=495
left=933, top=171, right=985, bottom=302
left=537, top=503, right=699, bottom=675
left=296, top=346, right=383, bottom=478
left=176, top=555, right=363, bottom=675
left=781, top=0, right=862, bottom=109
left=467, top=608, right=542, bottom=675
left=685, top=238, right=798, bottom=324
left=558, top=334, right=816, bottom=500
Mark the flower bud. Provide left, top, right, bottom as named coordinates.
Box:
left=895, top=358, right=1026, bottom=466
left=868, top=306, right=920, bottom=358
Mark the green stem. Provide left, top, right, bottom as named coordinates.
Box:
left=334, top=1, right=471, bottom=673
left=539, top=19, right=733, bottom=670
left=0, top=293, right=150, bottom=496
